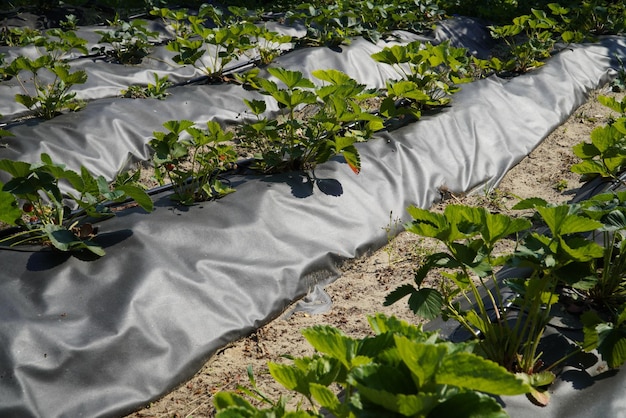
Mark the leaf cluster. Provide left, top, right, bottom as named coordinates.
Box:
left=214, top=314, right=531, bottom=418
left=0, top=154, right=153, bottom=257
left=149, top=120, right=237, bottom=205
left=384, top=185, right=626, bottom=400
left=285, top=0, right=446, bottom=47
left=236, top=67, right=383, bottom=174
left=93, top=18, right=159, bottom=64
left=371, top=41, right=473, bottom=120
left=122, top=73, right=171, bottom=99
left=1, top=55, right=88, bottom=119
left=482, top=3, right=583, bottom=74
left=166, top=20, right=256, bottom=79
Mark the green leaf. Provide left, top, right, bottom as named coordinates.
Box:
left=512, top=197, right=549, bottom=210
left=312, top=68, right=352, bottom=85
left=558, top=236, right=604, bottom=261
left=480, top=211, right=531, bottom=246
left=408, top=288, right=444, bottom=320
left=163, top=119, right=195, bottom=134
left=367, top=314, right=435, bottom=342
left=394, top=335, right=446, bottom=387
left=571, top=160, right=607, bottom=176
left=213, top=392, right=255, bottom=412
left=0, top=190, right=22, bottom=225
left=405, top=206, right=449, bottom=239
left=572, top=141, right=601, bottom=159
left=44, top=224, right=105, bottom=256
left=353, top=384, right=438, bottom=416
left=267, top=67, right=315, bottom=90
left=371, top=44, right=410, bottom=65
left=384, top=283, right=416, bottom=307
left=310, top=383, right=341, bottom=411
left=341, top=144, right=360, bottom=174
left=301, top=326, right=360, bottom=368
left=15, top=94, right=39, bottom=109
left=116, top=184, right=154, bottom=212
left=268, top=363, right=310, bottom=395
left=437, top=352, right=531, bottom=395
left=598, top=95, right=626, bottom=114
left=243, top=99, right=266, bottom=115
left=582, top=311, right=626, bottom=368
left=0, top=159, right=32, bottom=177
left=537, top=205, right=603, bottom=236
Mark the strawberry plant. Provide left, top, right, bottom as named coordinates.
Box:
left=371, top=41, right=473, bottom=120
left=93, top=18, right=160, bottom=64
left=214, top=313, right=531, bottom=417
left=383, top=203, right=614, bottom=403
left=236, top=67, right=383, bottom=174
left=571, top=96, right=626, bottom=185
left=2, top=55, right=88, bottom=119
left=285, top=3, right=361, bottom=48
left=485, top=4, right=582, bottom=74
left=122, top=73, right=171, bottom=99
left=0, top=29, right=88, bottom=119
left=512, top=193, right=626, bottom=374
left=246, top=24, right=292, bottom=65
left=0, top=154, right=153, bottom=257
left=149, top=120, right=237, bottom=205
left=150, top=7, right=195, bottom=39
left=166, top=19, right=255, bottom=81
left=0, top=26, right=42, bottom=47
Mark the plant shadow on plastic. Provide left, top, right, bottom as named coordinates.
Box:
left=260, top=170, right=343, bottom=198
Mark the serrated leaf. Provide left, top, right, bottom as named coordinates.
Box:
left=537, top=205, right=603, bottom=236
left=571, top=160, right=607, bottom=176
left=301, top=326, right=359, bottom=368
left=353, top=384, right=438, bottom=416
left=384, top=283, right=416, bottom=306
left=371, top=44, right=409, bottom=65
left=268, top=363, right=310, bottom=395
left=394, top=335, right=446, bottom=387
left=268, top=67, right=315, bottom=89
left=408, top=288, right=443, bottom=320
left=15, top=94, right=39, bottom=109
left=116, top=184, right=153, bottom=212
left=0, top=190, right=22, bottom=225
left=437, top=352, right=531, bottom=395
left=310, top=383, right=341, bottom=412
left=598, top=95, right=626, bottom=114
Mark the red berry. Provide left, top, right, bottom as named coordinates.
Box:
left=23, top=203, right=34, bottom=213
left=165, top=163, right=175, bottom=171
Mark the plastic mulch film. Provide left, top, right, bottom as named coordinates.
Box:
left=1, top=18, right=626, bottom=418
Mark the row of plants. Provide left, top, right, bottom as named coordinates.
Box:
left=0, top=38, right=473, bottom=255
left=2, top=1, right=624, bottom=120
left=211, top=94, right=626, bottom=416
left=3, top=5, right=626, bottom=258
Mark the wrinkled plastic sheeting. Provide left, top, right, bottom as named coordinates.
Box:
left=1, top=25, right=626, bottom=418
left=0, top=18, right=490, bottom=181
left=0, top=17, right=479, bottom=120
left=0, top=20, right=305, bottom=120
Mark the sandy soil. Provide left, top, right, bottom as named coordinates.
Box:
left=127, top=87, right=625, bottom=418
